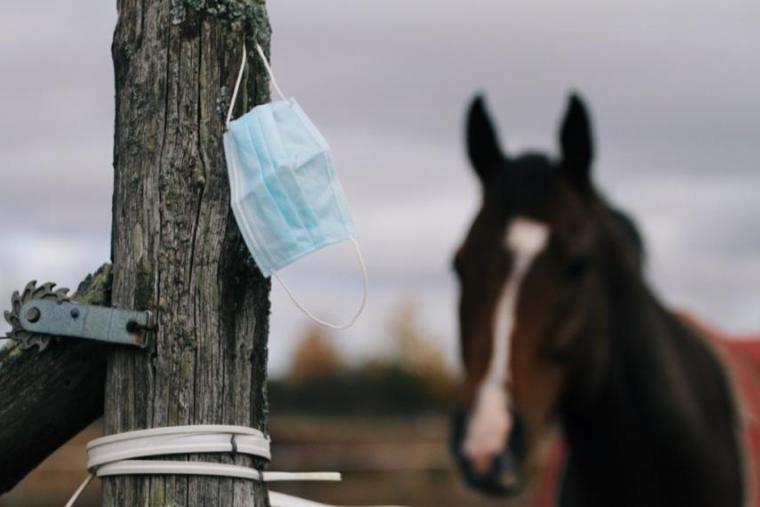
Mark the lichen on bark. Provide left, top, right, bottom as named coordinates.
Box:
left=170, top=0, right=270, bottom=38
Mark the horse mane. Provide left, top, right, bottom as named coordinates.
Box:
left=558, top=196, right=744, bottom=507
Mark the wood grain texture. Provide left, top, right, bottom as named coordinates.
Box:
left=104, top=1, right=272, bottom=505
left=0, top=264, right=112, bottom=494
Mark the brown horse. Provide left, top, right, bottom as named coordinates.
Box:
left=450, top=94, right=753, bottom=506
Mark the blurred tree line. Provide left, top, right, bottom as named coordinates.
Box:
left=269, top=301, right=458, bottom=416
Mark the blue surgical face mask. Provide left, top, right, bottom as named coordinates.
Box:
left=223, top=43, right=367, bottom=329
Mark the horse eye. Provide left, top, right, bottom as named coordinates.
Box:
left=542, top=346, right=574, bottom=364
left=564, top=254, right=592, bottom=280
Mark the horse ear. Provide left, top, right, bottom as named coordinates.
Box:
left=466, top=95, right=505, bottom=184
left=559, top=93, right=594, bottom=189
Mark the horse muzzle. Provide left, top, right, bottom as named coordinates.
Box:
left=450, top=409, right=527, bottom=496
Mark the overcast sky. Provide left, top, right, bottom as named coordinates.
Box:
left=1, top=1, right=758, bottom=375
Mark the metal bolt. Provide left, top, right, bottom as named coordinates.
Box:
left=25, top=307, right=41, bottom=323
left=70, top=308, right=80, bottom=319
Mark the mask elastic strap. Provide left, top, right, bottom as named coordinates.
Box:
left=225, top=42, right=288, bottom=127
left=253, top=42, right=288, bottom=102
left=273, top=238, right=368, bottom=330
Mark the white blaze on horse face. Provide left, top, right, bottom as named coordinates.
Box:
left=462, top=217, right=550, bottom=473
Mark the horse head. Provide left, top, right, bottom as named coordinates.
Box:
left=450, top=93, right=642, bottom=495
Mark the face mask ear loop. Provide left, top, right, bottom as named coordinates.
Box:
left=253, top=42, right=288, bottom=102
left=226, top=42, right=288, bottom=129
left=273, top=238, right=368, bottom=330
left=225, top=42, right=248, bottom=128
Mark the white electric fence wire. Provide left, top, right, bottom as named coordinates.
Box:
left=65, top=425, right=403, bottom=507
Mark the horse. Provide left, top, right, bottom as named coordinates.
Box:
left=449, top=93, right=760, bottom=506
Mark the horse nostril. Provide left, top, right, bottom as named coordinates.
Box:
left=450, top=409, right=527, bottom=496
left=450, top=409, right=468, bottom=454
left=497, top=447, right=521, bottom=484
left=508, top=411, right=527, bottom=462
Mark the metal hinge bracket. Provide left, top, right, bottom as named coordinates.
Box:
left=19, top=300, right=154, bottom=348
left=4, top=281, right=154, bottom=350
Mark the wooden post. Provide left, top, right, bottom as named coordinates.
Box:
left=104, top=1, right=272, bottom=505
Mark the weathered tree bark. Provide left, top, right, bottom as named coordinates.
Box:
left=104, top=1, right=272, bottom=506
left=0, top=264, right=112, bottom=493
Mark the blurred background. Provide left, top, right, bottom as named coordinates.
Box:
left=0, top=1, right=758, bottom=506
